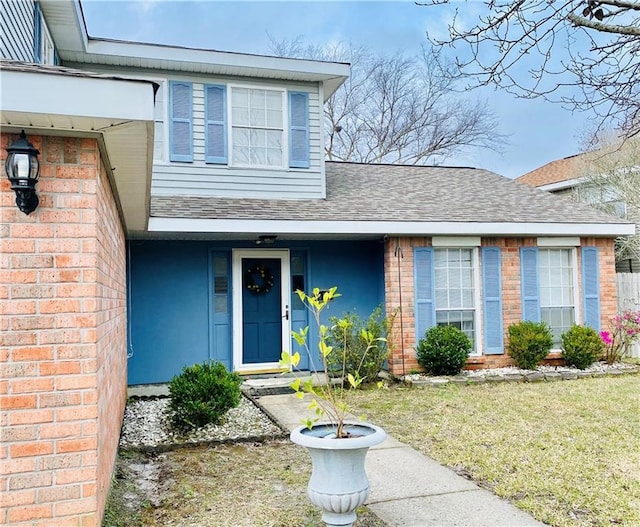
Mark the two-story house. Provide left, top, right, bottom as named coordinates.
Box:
left=518, top=148, right=640, bottom=273
left=0, top=1, right=635, bottom=525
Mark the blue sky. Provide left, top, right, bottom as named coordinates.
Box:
left=80, top=0, right=590, bottom=178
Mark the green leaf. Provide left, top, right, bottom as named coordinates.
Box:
left=291, top=378, right=301, bottom=391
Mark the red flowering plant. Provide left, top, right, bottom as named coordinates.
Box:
left=600, top=310, right=640, bottom=364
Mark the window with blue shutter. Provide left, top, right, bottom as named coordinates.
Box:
left=482, top=247, right=503, bottom=354
left=169, top=81, right=193, bottom=162
left=289, top=91, right=310, bottom=168
left=205, top=85, right=227, bottom=164
left=210, top=252, right=231, bottom=369
left=414, top=248, right=435, bottom=342
left=520, top=248, right=540, bottom=322
left=34, top=2, right=42, bottom=63
left=582, top=247, right=601, bottom=330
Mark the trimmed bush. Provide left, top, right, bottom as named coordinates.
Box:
left=561, top=325, right=603, bottom=369
left=326, top=307, right=394, bottom=385
left=416, top=325, right=472, bottom=376
left=506, top=320, right=554, bottom=370
left=168, top=361, right=242, bottom=431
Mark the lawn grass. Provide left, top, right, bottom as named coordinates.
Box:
left=103, top=440, right=386, bottom=527
left=350, top=375, right=640, bottom=527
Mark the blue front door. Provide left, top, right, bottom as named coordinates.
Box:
left=242, top=258, right=282, bottom=364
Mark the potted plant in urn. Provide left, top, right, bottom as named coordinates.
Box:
left=279, top=287, right=386, bottom=527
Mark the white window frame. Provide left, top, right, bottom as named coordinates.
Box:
left=433, top=247, right=482, bottom=356
left=537, top=247, right=580, bottom=349
left=227, top=84, right=288, bottom=170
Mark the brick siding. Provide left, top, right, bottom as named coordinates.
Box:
left=384, top=236, right=618, bottom=375
left=0, top=133, right=128, bottom=526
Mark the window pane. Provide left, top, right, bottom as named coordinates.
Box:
left=267, top=148, right=282, bottom=166
left=435, top=288, right=448, bottom=307
left=232, top=87, right=249, bottom=106
left=267, top=109, right=283, bottom=128
left=232, top=145, right=250, bottom=164
left=251, top=148, right=266, bottom=165
left=266, top=90, right=282, bottom=110
left=232, top=107, right=249, bottom=126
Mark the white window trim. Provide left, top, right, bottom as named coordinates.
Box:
left=537, top=237, right=580, bottom=247
left=227, top=84, right=289, bottom=170
left=432, top=236, right=481, bottom=247
left=538, top=247, right=581, bottom=351
left=433, top=247, right=482, bottom=356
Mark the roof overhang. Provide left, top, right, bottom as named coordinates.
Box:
left=147, top=218, right=636, bottom=238
left=40, top=0, right=350, bottom=100
left=0, top=67, right=156, bottom=233
left=539, top=177, right=585, bottom=192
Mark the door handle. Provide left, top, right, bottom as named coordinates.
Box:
left=283, top=305, right=289, bottom=321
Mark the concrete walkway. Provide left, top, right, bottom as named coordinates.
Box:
left=255, top=392, right=546, bottom=527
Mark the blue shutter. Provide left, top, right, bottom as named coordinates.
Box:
left=582, top=247, right=601, bottom=330
left=414, top=248, right=435, bottom=342
left=33, top=2, right=42, bottom=63
left=210, top=252, right=231, bottom=370
left=169, top=81, right=193, bottom=162
left=520, top=248, right=540, bottom=322
left=482, top=247, right=504, bottom=354
left=289, top=91, right=309, bottom=168
left=205, top=85, right=227, bottom=164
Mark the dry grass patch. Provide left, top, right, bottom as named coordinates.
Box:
left=104, top=440, right=386, bottom=527
left=350, top=375, right=640, bottom=527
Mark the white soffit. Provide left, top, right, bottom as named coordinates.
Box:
left=0, top=69, right=156, bottom=233
left=148, top=218, right=636, bottom=238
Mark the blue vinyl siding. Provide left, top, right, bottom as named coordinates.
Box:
left=288, top=91, right=310, bottom=168
left=482, top=247, right=503, bottom=354
left=414, top=248, right=435, bottom=342
left=169, top=81, right=193, bottom=162
left=205, top=84, right=227, bottom=164
left=582, top=247, right=601, bottom=330
left=520, top=248, right=540, bottom=322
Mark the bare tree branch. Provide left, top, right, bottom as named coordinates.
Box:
left=572, top=134, right=640, bottom=262
left=268, top=36, right=506, bottom=165
left=420, top=1, right=640, bottom=139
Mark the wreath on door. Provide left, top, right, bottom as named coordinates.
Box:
left=245, top=265, right=275, bottom=295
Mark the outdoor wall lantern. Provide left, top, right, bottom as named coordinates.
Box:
left=255, top=235, right=277, bottom=245
left=5, top=131, right=41, bottom=215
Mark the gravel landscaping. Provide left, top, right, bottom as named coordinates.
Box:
left=119, top=395, right=285, bottom=450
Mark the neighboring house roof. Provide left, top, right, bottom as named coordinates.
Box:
left=148, top=162, right=634, bottom=238
left=517, top=153, right=584, bottom=188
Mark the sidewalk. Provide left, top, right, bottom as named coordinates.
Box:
left=254, top=391, right=546, bottom=527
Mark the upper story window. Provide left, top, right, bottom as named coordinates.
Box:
left=231, top=87, right=284, bottom=167
left=34, top=2, right=57, bottom=65
left=169, top=81, right=310, bottom=168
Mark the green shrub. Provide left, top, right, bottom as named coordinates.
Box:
left=168, top=361, right=241, bottom=431
left=416, top=325, right=472, bottom=376
left=506, top=320, right=554, bottom=370
left=561, top=325, right=604, bottom=369
left=326, top=307, right=394, bottom=386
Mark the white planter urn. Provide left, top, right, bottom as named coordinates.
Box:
left=290, top=422, right=386, bottom=527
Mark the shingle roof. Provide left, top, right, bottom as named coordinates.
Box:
left=151, top=161, right=624, bottom=225
left=517, top=154, right=583, bottom=187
